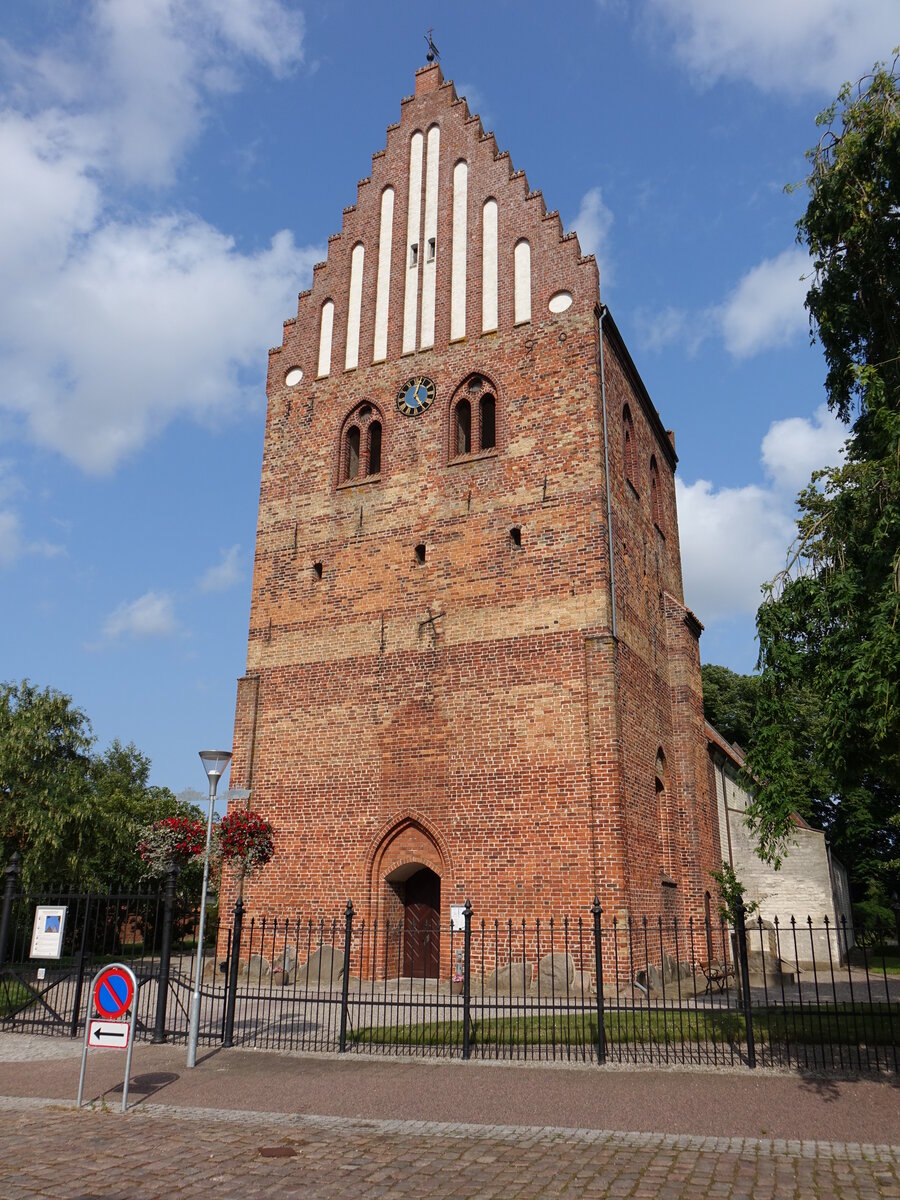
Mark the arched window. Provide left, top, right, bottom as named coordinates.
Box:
left=455, top=399, right=471, bottom=456
left=368, top=422, right=382, bottom=476
left=339, top=402, right=385, bottom=484
left=449, top=374, right=500, bottom=461
left=479, top=395, right=496, bottom=451
left=623, top=405, right=637, bottom=490
left=345, top=426, right=360, bottom=480
left=650, top=455, right=663, bottom=531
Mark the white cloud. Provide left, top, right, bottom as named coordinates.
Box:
left=0, top=0, right=320, bottom=475
left=718, top=248, right=810, bottom=359
left=570, top=187, right=614, bottom=287
left=102, top=591, right=177, bottom=641
left=2, top=208, right=321, bottom=473
left=0, top=512, right=24, bottom=566
left=676, top=478, right=794, bottom=621
left=761, top=404, right=847, bottom=492
left=678, top=404, right=848, bottom=622
left=198, top=544, right=244, bottom=592
left=635, top=247, right=810, bottom=359
left=632, top=305, right=711, bottom=356
left=0, top=461, right=66, bottom=566
left=643, top=0, right=898, bottom=95
left=455, top=81, right=491, bottom=130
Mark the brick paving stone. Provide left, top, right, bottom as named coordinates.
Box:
left=1, top=1101, right=898, bottom=1198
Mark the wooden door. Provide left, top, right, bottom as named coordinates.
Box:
left=403, top=868, right=440, bottom=978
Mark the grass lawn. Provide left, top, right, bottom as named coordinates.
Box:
left=350, top=1005, right=899, bottom=1050
left=848, top=945, right=900, bottom=975
left=0, top=979, right=34, bottom=1018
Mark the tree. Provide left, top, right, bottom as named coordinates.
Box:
left=0, top=680, right=185, bottom=889
left=0, top=680, right=93, bottom=887
left=700, top=664, right=761, bottom=750
left=744, top=55, right=900, bottom=903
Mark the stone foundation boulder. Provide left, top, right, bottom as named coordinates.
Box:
left=247, top=954, right=271, bottom=984
left=536, top=951, right=575, bottom=995
left=296, top=944, right=343, bottom=988
left=484, top=960, right=534, bottom=996
left=572, top=970, right=595, bottom=997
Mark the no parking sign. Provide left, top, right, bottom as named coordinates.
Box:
left=77, top=962, right=139, bottom=1112
left=93, top=966, right=135, bottom=1019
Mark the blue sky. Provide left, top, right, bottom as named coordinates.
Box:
left=1, top=1, right=894, bottom=792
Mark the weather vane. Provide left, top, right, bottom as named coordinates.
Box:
left=425, top=29, right=440, bottom=63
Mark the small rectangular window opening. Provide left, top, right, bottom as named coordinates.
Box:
left=313, top=562, right=323, bottom=579
left=414, top=544, right=426, bottom=564
left=510, top=527, right=522, bottom=548
left=426, top=237, right=436, bottom=263
left=409, top=243, right=419, bottom=267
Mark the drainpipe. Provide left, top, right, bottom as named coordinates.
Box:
left=597, top=304, right=617, bottom=640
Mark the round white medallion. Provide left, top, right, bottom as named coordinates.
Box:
left=285, top=367, right=303, bottom=387
left=548, top=291, right=573, bottom=314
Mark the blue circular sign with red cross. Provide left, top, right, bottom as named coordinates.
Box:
left=93, top=966, right=135, bottom=1019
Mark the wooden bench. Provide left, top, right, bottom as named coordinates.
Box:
left=699, top=960, right=735, bottom=994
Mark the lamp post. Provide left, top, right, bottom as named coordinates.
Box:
left=186, top=748, right=232, bottom=1069
left=222, top=786, right=251, bottom=1049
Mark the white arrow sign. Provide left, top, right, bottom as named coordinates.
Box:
left=88, top=1019, right=131, bottom=1049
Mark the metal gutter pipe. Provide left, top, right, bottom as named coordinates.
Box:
left=598, top=304, right=618, bottom=640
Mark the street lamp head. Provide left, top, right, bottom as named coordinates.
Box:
left=198, top=748, right=232, bottom=784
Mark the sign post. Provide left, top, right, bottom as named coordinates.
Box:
left=76, top=963, right=140, bottom=1112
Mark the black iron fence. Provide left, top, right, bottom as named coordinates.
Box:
left=1, top=857, right=897, bottom=1075
left=0, top=855, right=211, bottom=1045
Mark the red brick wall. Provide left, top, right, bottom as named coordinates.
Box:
left=224, top=64, right=722, bottom=939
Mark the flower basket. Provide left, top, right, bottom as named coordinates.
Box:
left=138, top=816, right=207, bottom=876
left=216, top=810, right=275, bottom=878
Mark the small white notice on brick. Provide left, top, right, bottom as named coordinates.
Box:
left=88, top=1019, right=131, bottom=1050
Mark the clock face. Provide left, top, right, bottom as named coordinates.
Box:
left=396, top=375, right=436, bottom=417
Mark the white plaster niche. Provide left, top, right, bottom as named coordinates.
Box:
left=450, top=160, right=468, bottom=341
left=548, top=291, right=573, bottom=314
left=402, top=131, right=424, bottom=354
left=373, top=186, right=394, bottom=362
left=514, top=239, right=531, bottom=324
left=482, top=198, right=498, bottom=333
left=345, top=242, right=364, bottom=370
left=317, top=300, right=334, bottom=377
left=284, top=367, right=303, bottom=387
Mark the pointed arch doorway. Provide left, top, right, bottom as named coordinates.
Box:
left=368, top=814, right=449, bottom=981
left=385, top=863, right=440, bottom=978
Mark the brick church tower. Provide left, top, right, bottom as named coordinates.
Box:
left=227, top=63, right=722, bottom=957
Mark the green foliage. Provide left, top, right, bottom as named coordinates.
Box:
left=745, top=56, right=900, bottom=895
left=852, top=879, right=897, bottom=946
left=700, top=665, right=760, bottom=749
left=710, top=864, right=758, bottom=923
left=0, top=679, right=188, bottom=889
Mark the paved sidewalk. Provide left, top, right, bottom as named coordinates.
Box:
left=1, top=1035, right=898, bottom=1197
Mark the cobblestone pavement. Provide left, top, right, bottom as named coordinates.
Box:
left=1, top=1100, right=899, bottom=1199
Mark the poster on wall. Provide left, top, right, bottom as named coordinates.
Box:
left=30, top=906, right=67, bottom=959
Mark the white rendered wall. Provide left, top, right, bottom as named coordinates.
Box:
left=345, top=243, right=364, bottom=371
left=419, top=125, right=440, bottom=349
left=713, top=754, right=853, bottom=961
left=373, top=187, right=394, bottom=362
left=482, top=198, right=498, bottom=332
left=450, top=161, right=467, bottom=341
left=402, top=131, right=424, bottom=354
left=514, top=239, right=531, bottom=324
left=317, top=300, right=334, bottom=378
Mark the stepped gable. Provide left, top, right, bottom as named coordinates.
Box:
left=267, top=62, right=599, bottom=395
